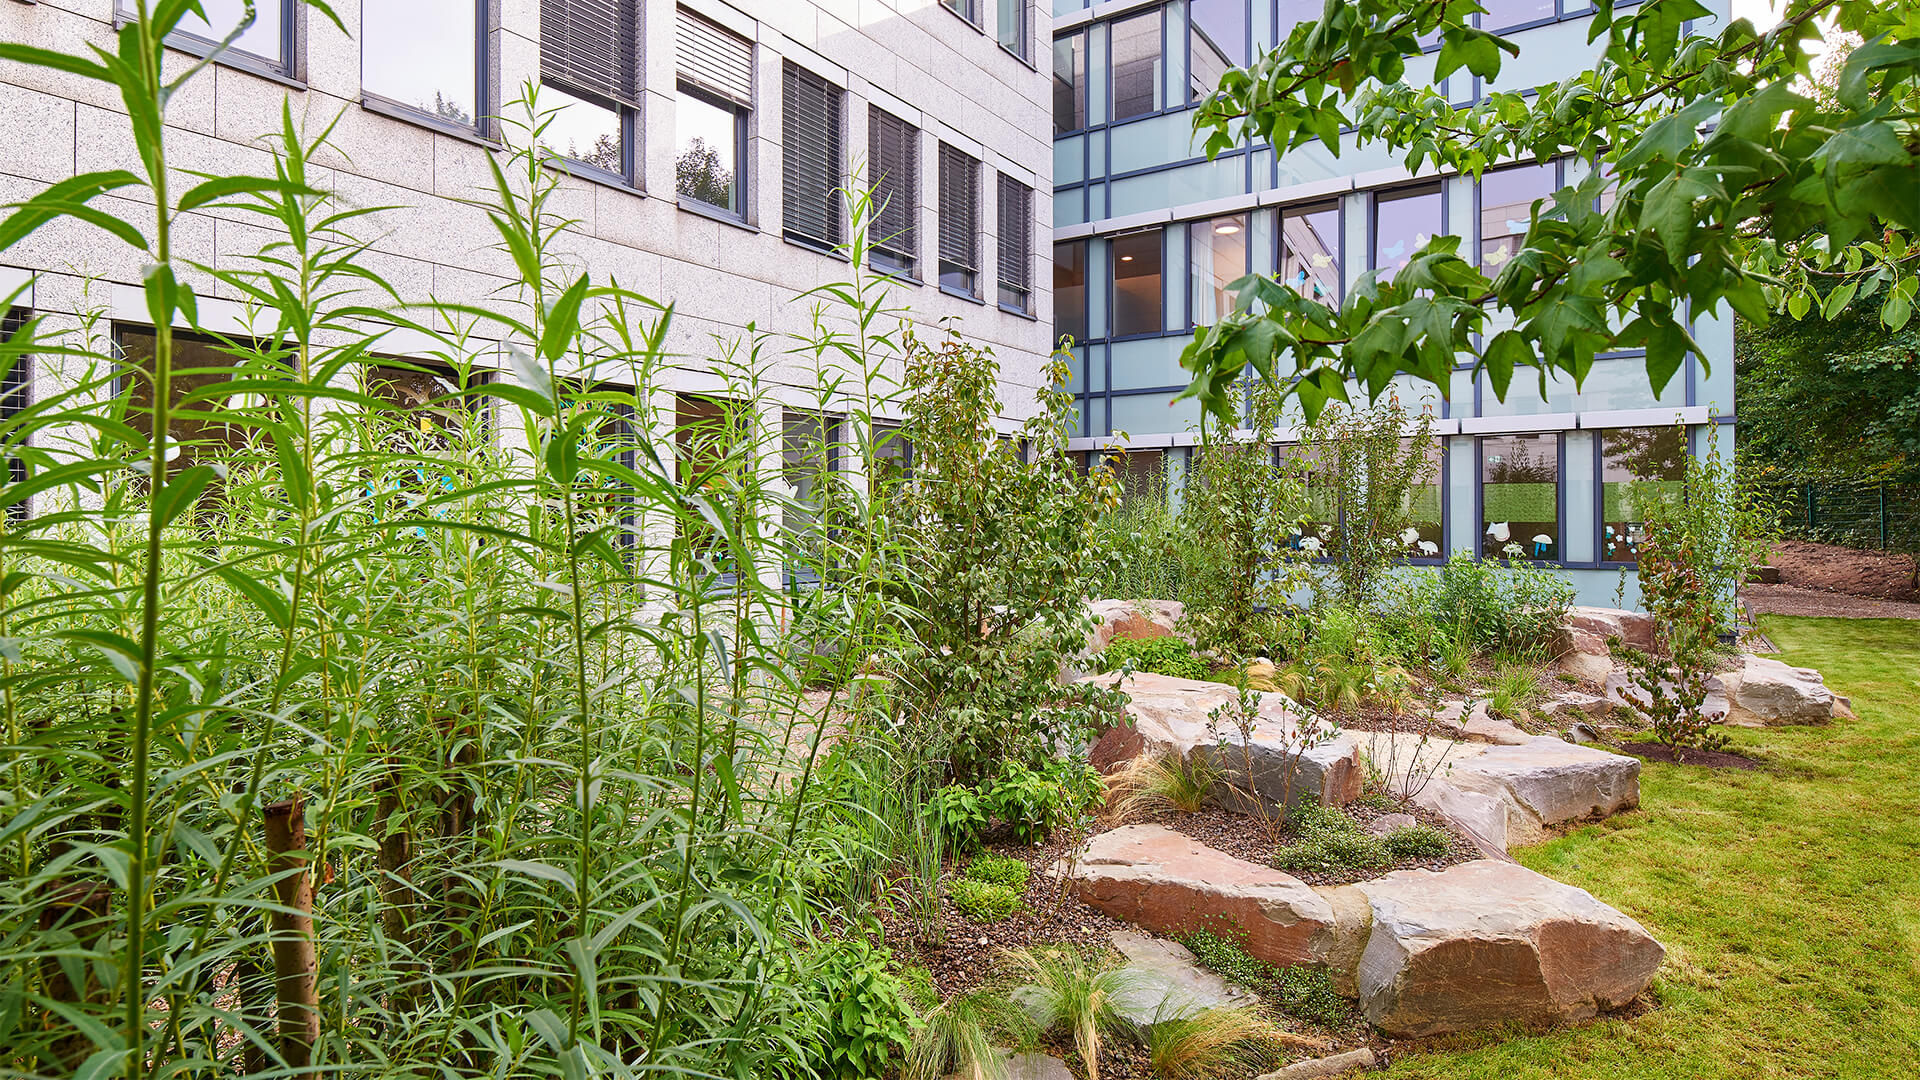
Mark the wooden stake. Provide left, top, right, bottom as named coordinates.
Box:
left=262, top=798, right=319, bottom=1078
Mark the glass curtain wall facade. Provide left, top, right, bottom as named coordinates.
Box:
left=1048, top=0, right=1736, bottom=607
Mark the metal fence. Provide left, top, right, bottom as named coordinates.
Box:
left=1767, top=482, right=1920, bottom=551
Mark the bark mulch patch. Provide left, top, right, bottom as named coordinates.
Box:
left=1620, top=740, right=1763, bottom=770
left=1766, top=539, right=1918, bottom=602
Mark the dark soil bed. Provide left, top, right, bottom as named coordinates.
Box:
left=1153, top=801, right=1482, bottom=887
left=1766, top=539, right=1918, bottom=601
left=1619, top=740, right=1763, bottom=770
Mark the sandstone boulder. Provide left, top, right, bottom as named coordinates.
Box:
left=1567, top=606, right=1657, bottom=651
left=1537, top=690, right=1613, bottom=723
left=1079, top=672, right=1364, bottom=810
left=1445, top=737, right=1641, bottom=846
left=1719, top=654, right=1843, bottom=726
left=1107, top=930, right=1259, bottom=1032
left=1066, top=825, right=1337, bottom=968
left=1354, top=860, right=1664, bottom=1036
left=1435, top=700, right=1532, bottom=746
left=1085, top=599, right=1184, bottom=656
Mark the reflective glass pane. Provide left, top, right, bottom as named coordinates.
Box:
left=1480, top=0, right=1558, bottom=31
left=998, top=0, right=1029, bottom=56
left=1111, top=11, right=1164, bottom=121
left=1111, top=229, right=1164, bottom=338
left=178, top=0, right=284, bottom=62
left=1281, top=202, right=1340, bottom=305
left=1600, top=426, right=1687, bottom=563
left=1405, top=437, right=1444, bottom=556
left=1190, top=213, right=1248, bottom=326
left=1373, top=185, right=1442, bottom=275
left=1055, top=240, right=1089, bottom=344
left=365, top=1, right=478, bottom=124
left=677, top=91, right=741, bottom=214
left=540, top=83, right=623, bottom=174
left=1480, top=162, right=1554, bottom=270
left=1189, top=0, right=1247, bottom=101
left=1481, top=433, right=1559, bottom=561
left=1054, top=33, right=1088, bottom=134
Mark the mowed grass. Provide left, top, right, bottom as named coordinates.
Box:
left=1384, top=616, right=1920, bottom=1079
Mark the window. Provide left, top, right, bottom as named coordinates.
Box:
left=365, top=362, right=488, bottom=452
left=677, top=10, right=753, bottom=218
left=942, top=0, right=981, bottom=24
left=782, top=63, right=845, bottom=250
left=1110, top=10, right=1164, bottom=122
left=1055, top=240, right=1089, bottom=344
left=938, top=144, right=981, bottom=297
left=1481, top=434, right=1559, bottom=561
left=998, top=0, right=1030, bottom=59
left=677, top=394, right=749, bottom=564
left=1190, top=213, right=1248, bottom=327
left=1480, top=162, right=1556, bottom=271
left=869, top=109, right=919, bottom=277
left=1111, top=229, right=1164, bottom=337
left=1282, top=442, right=1336, bottom=550
left=1280, top=201, right=1340, bottom=305
left=997, top=174, right=1034, bottom=313
left=1053, top=32, right=1087, bottom=135
left=1406, top=438, right=1444, bottom=557
left=1600, top=426, right=1688, bottom=563
left=1480, top=0, right=1557, bottom=31
left=539, top=0, right=640, bottom=180
left=1276, top=0, right=1319, bottom=37
left=561, top=383, right=641, bottom=544
left=364, top=1, right=483, bottom=131
left=1373, top=183, right=1442, bottom=276
left=783, top=409, right=842, bottom=563
left=116, top=327, right=272, bottom=470
left=131, top=0, right=292, bottom=72
left=1189, top=0, right=1247, bottom=101
left=1114, top=448, right=1167, bottom=504
left=2, top=309, right=28, bottom=523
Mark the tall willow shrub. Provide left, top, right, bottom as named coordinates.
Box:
left=0, top=7, right=981, bottom=1077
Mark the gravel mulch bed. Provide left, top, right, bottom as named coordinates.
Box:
left=1741, top=583, right=1920, bottom=620
left=1161, top=801, right=1482, bottom=887
left=1619, top=740, right=1763, bottom=770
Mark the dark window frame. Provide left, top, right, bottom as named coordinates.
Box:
left=1475, top=431, right=1566, bottom=566
left=1278, top=198, right=1345, bottom=307
left=937, top=143, right=982, bottom=300
left=361, top=0, right=496, bottom=141
left=997, top=173, right=1034, bottom=315
left=997, top=0, right=1032, bottom=62
left=2, top=308, right=30, bottom=523
left=120, top=0, right=300, bottom=83
left=868, top=107, right=921, bottom=279
left=675, top=81, right=752, bottom=220
left=1109, top=227, right=1166, bottom=340
left=781, top=61, right=847, bottom=253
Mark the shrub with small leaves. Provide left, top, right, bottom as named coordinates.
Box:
left=1272, top=829, right=1390, bottom=874
left=1382, top=823, right=1452, bottom=860
left=1178, top=929, right=1354, bottom=1027
left=1098, top=635, right=1211, bottom=681
left=963, top=852, right=1031, bottom=891
left=948, top=878, right=1023, bottom=922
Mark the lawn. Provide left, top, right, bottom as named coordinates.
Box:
left=1384, top=615, right=1920, bottom=1079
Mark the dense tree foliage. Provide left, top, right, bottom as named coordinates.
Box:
left=1177, top=0, right=1920, bottom=426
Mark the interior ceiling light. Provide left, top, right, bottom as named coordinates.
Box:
left=1120, top=254, right=1135, bottom=261
left=1214, top=222, right=1242, bottom=234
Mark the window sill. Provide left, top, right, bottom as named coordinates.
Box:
left=869, top=263, right=922, bottom=287
left=677, top=199, right=759, bottom=234
left=124, top=20, right=306, bottom=91
left=783, top=234, right=850, bottom=262
left=938, top=4, right=984, bottom=33
left=361, top=94, right=497, bottom=148
left=939, top=284, right=986, bottom=305
left=998, top=302, right=1036, bottom=321
left=543, top=156, right=641, bottom=195
left=998, top=43, right=1037, bottom=71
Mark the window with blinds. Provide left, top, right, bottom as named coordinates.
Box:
left=541, top=0, right=639, bottom=108
left=869, top=108, right=919, bottom=276
left=782, top=62, right=844, bottom=251
left=677, top=9, right=753, bottom=107
left=2, top=308, right=28, bottom=523
left=676, top=9, right=752, bottom=216
left=938, top=144, right=980, bottom=297
left=996, top=174, right=1032, bottom=313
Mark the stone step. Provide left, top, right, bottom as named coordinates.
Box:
left=1357, top=730, right=1640, bottom=850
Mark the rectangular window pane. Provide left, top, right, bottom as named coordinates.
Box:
left=365, top=1, right=479, bottom=126
left=783, top=409, right=841, bottom=550
left=1373, top=184, right=1442, bottom=275
left=1281, top=202, right=1341, bottom=305
left=366, top=363, right=485, bottom=451
left=938, top=144, right=980, bottom=295
left=870, top=109, right=919, bottom=275
left=175, top=0, right=285, bottom=63
left=3, top=309, right=30, bottom=520
left=1116, top=448, right=1167, bottom=503
left=1406, top=437, right=1444, bottom=557
left=1482, top=433, right=1559, bottom=561
left=998, top=0, right=1029, bottom=58
left=998, top=174, right=1033, bottom=311
left=1055, top=240, right=1088, bottom=344
left=540, top=82, right=624, bottom=174
left=1054, top=32, right=1088, bottom=135
left=1481, top=0, right=1557, bottom=31
left=1111, top=10, right=1164, bottom=121
left=783, top=63, right=845, bottom=249
left=942, top=0, right=980, bottom=23
left=1480, top=162, right=1555, bottom=270
left=677, top=90, right=742, bottom=214
left=1189, top=0, right=1247, bottom=101
left=541, top=0, right=640, bottom=109
left=1111, top=228, right=1164, bottom=338
left=1276, top=0, right=1318, bottom=37
left=118, top=328, right=260, bottom=466
left=1600, top=426, right=1688, bottom=563
left=1190, top=212, right=1247, bottom=326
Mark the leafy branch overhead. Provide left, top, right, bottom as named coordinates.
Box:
left=1179, top=0, right=1920, bottom=427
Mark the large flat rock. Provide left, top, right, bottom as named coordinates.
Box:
left=1079, top=672, right=1364, bottom=810
left=1719, top=653, right=1843, bottom=726
left=1354, top=860, right=1664, bottom=1036
left=1446, top=737, right=1641, bottom=846
left=1107, top=929, right=1259, bottom=1031
left=1067, top=824, right=1337, bottom=968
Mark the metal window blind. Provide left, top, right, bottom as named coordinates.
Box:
left=781, top=62, right=843, bottom=249
left=938, top=143, right=979, bottom=291
left=868, top=108, right=918, bottom=269
left=2, top=308, right=28, bottom=520
left=996, top=173, right=1032, bottom=310
left=678, top=9, right=753, bottom=107
left=541, top=0, right=640, bottom=109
